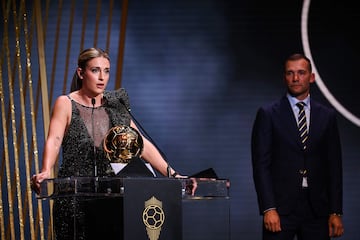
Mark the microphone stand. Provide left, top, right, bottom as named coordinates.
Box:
left=119, top=100, right=172, bottom=177
left=91, top=98, right=98, bottom=191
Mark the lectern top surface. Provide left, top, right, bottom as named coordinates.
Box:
left=37, top=177, right=230, bottom=199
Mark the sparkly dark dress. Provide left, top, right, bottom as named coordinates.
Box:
left=53, top=89, right=132, bottom=240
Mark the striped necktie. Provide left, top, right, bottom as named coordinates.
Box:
left=296, top=102, right=308, bottom=150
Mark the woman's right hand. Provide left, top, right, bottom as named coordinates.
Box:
left=31, top=171, right=51, bottom=195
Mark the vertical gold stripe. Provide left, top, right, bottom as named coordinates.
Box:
left=94, top=0, right=102, bottom=47
left=11, top=0, right=27, bottom=238
left=34, top=0, right=50, bottom=133
left=28, top=3, right=47, bottom=240
left=62, top=0, right=76, bottom=94
left=115, top=0, right=129, bottom=89
left=0, top=56, right=7, bottom=240
left=21, top=0, right=41, bottom=239
left=0, top=1, right=11, bottom=239
left=34, top=1, right=52, bottom=239
left=49, top=0, right=63, bottom=107
left=0, top=60, right=8, bottom=240
left=2, top=0, right=17, bottom=238
left=42, top=2, right=52, bottom=239
left=80, top=0, right=89, bottom=51
left=0, top=2, right=12, bottom=239
left=106, top=0, right=114, bottom=52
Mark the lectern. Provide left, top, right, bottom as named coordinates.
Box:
left=39, top=177, right=230, bottom=240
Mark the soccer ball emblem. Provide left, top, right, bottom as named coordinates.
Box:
left=142, top=205, right=165, bottom=230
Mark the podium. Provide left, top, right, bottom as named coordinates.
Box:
left=39, top=177, right=230, bottom=240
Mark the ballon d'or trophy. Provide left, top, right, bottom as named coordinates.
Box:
left=103, top=125, right=144, bottom=163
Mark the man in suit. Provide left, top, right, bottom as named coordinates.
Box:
left=251, top=53, right=344, bottom=240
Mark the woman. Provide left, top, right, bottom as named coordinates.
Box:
left=31, top=47, right=182, bottom=239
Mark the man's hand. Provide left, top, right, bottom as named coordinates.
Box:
left=329, top=214, right=344, bottom=237
left=264, top=209, right=281, bottom=232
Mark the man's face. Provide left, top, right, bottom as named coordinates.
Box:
left=284, top=59, right=315, bottom=100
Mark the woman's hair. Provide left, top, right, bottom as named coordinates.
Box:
left=69, top=47, right=110, bottom=92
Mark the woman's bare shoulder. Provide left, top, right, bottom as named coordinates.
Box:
left=54, top=95, right=71, bottom=106
left=52, top=95, right=72, bottom=114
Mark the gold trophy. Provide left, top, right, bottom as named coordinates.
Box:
left=103, top=125, right=143, bottom=163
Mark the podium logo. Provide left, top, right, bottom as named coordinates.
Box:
left=143, top=196, right=165, bottom=240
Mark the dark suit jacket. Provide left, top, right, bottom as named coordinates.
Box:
left=251, top=95, right=343, bottom=217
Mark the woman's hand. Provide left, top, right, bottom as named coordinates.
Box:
left=172, top=172, right=188, bottom=179
left=30, top=171, right=51, bottom=195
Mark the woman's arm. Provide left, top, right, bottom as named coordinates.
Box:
left=31, top=96, right=71, bottom=193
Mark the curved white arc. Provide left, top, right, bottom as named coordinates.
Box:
left=301, top=0, right=360, bottom=127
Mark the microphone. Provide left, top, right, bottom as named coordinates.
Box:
left=91, top=98, right=97, bottom=179
left=119, top=98, right=172, bottom=177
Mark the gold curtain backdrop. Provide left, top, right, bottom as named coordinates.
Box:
left=0, top=0, right=128, bottom=239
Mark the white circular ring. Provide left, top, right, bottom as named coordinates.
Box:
left=301, top=0, right=360, bottom=127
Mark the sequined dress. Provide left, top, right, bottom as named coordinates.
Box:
left=53, top=89, right=131, bottom=240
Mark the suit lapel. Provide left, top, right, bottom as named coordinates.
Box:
left=279, top=96, right=303, bottom=148
left=307, top=100, right=322, bottom=151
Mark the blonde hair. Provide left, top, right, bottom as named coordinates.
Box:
left=69, top=48, right=110, bottom=92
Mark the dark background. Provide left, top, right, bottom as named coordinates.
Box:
left=115, top=1, right=359, bottom=239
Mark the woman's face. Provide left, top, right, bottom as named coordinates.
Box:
left=78, top=56, right=110, bottom=95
